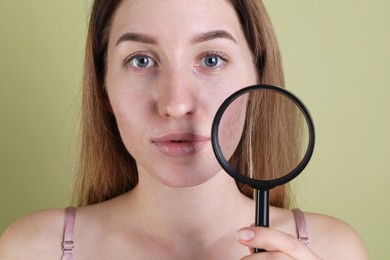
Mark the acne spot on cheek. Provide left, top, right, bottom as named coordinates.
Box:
left=219, top=96, right=248, bottom=157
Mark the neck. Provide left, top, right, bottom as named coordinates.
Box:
left=125, top=170, right=254, bottom=250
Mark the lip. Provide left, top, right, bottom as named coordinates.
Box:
left=152, top=132, right=210, bottom=157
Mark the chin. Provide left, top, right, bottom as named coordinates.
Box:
left=159, top=171, right=218, bottom=189
left=148, top=163, right=223, bottom=189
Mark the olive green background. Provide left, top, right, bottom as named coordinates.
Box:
left=1, top=1, right=389, bottom=259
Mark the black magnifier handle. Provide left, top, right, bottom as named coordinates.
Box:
left=254, top=189, right=269, bottom=253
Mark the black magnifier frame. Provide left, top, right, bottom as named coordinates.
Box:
left=211, top=84, right=315, bottom=253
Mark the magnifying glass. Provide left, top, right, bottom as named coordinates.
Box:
left=211, top=84, right=315, bottom=253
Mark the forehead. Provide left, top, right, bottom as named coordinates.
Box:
left=109, top=0, right=244, bottom=44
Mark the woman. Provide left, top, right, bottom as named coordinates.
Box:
left=0, top=0, right=368, bottom=259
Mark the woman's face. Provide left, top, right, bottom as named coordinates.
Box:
left=106, top=0, right=258, bottom=188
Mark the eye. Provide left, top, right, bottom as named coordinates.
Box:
left=199, top=52, right=228, bottom=68
left=125, top=52, right=157, bottom=68
left=128, top=55, right=155, bottom=68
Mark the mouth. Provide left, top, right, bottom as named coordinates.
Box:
left=170, top=140, right=189, bottom=143
left=152, top=133, right=209, bottom=157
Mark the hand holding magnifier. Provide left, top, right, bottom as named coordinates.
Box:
left=211, top=84, right=315, bottom=253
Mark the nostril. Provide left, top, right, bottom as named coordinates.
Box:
left=161, top=102, right=196, bottom=119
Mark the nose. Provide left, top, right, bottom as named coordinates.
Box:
left=155, top=68, right=197, bottom=119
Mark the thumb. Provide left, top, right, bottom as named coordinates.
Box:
left=236, top=228, right=256, bottom=254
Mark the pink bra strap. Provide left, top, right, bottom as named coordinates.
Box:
left=61, top=207, right=76, bottom=260
left=292, top=208, right=309, bottom=245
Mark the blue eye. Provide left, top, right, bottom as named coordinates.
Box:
left=127, top=55, right=156, bottom=68
left=204, top=55, right=219, bottom=67
left=200, top=53, right=227, bottom=68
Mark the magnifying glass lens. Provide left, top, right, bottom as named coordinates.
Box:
left=213, top=86, right=313, bottom=189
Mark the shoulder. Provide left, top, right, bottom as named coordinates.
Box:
left=304, top=211, right=368, bottom=259
left=0, top=208, right=67, bottom=259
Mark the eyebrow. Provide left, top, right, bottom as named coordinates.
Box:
left=115, top=33, right=157, bottom=46
left=115, top=29, right=237, bottom=47
left=191, top=30, right=237, bottom=44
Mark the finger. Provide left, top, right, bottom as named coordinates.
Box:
left=236, top=227, right=321, bottom=259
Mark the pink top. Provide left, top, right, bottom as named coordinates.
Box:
left=60, top=207, right=309, bottom=258
left=61, top=207, right=76, bottom=260
left=292, top=208, right=310, bottom=245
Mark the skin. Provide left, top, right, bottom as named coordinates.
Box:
left=0, top=0, right=368, bottom=259
left=106, top=0, right=255, bottom=189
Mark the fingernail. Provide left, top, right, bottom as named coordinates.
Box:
left=236, top=228, right=255, bottom=241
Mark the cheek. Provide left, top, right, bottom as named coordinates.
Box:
left=112, top=103, right=137, bottom=144
left=218, top=95, right=248, bottom=159
left=109, top=93, right=148, bottom=150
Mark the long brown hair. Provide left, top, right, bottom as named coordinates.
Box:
left=74, top=0, right=299, bottom=208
